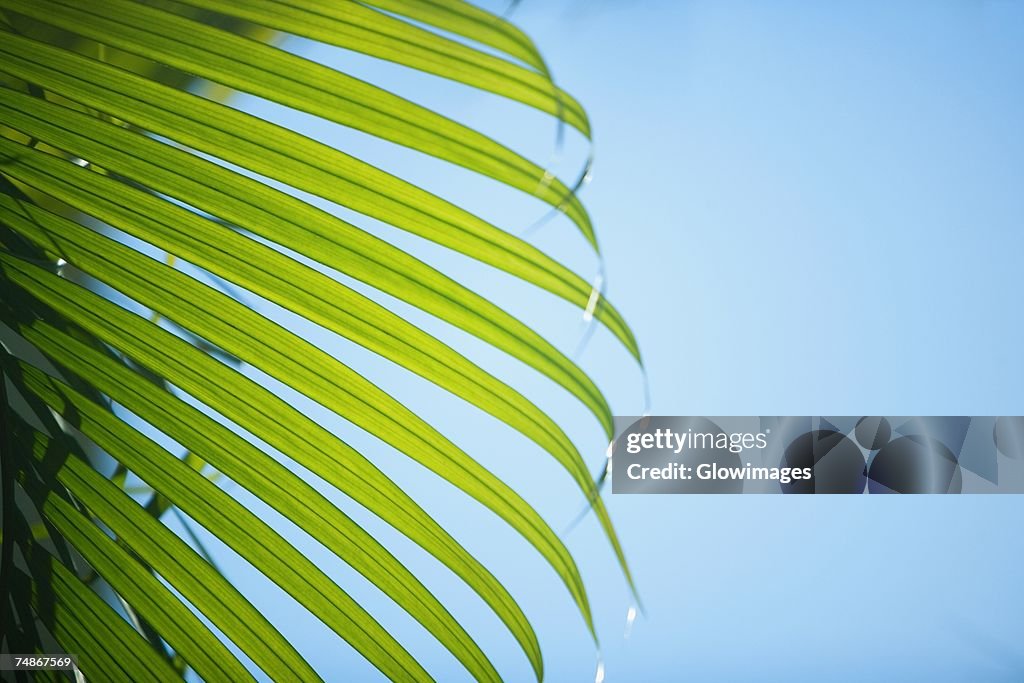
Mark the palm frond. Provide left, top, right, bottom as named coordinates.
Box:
left=0, top=1, right=640, bottom=680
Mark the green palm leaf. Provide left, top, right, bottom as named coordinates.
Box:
left=0, top=1, right=641, bottom=680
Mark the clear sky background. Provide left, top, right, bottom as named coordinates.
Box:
left=155, top=1, right=1024, bottom=681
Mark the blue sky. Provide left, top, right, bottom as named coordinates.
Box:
left=152, top=1, right=1024, bottom=680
